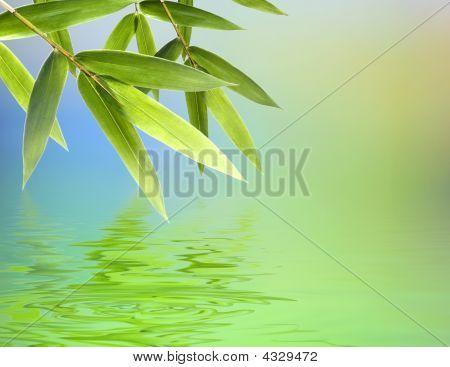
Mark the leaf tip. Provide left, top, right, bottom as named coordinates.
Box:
left=233, top=169, right=246, bottom=183
left=22, top=172, right=30, bottom=191
left=60, top=140, right=69, bottom=152
left=158, top=205, right=169, bottom=222
left=271, top=101, right=282, bottom=109
left=155, top=196, right=169, bottom=222
left=22, top=151, right=34, bottom=191
left=265, top=97, right=281, bottom=109
left=255, top=159, right=262, bottom=172
left=229, top=23, right=245, bottom=31
left=249, top=151, right=262, bottom=172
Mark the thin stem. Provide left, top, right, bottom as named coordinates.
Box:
left=158, top=0, right=197, bottom=68
left=0, top=0, right=114, bottom=97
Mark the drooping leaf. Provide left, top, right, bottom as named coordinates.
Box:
left=184, top=60, right=208, bottom=137
left=155, top=38, right=183, bottom=61
left=185, top=92, right=208, bottom=133
left=0, top=43, right=68, bottom=150
left=77, top=73, right=167, bottom=219
left=76, top=50, right=233, bottom=91
left=135, top=13, right=157, bottom=56
left=23, top=51, right=69, bottom=187
left=49, top=30, right=77, bottom=76
left=179, top=23, right=192, bottom=46
left=140, top=1, right=242, bottom=30
left=148, top=38, right=183, bottom=100
left=232, top=0, right=287, bottom=15
left=178, top=0, right=193, bottom=46
left=102, top=77, right=243, bottom=181
left=104, top=13, right=136, bottom=51
left=206, top=88, right=261, bottom=170
left=189, top=46, right=279, bottom=107
left=33, top=0, right=76, bottom=75
left=185, top=90, right=208, bottom=173
left=135, top=13, right=157, bottom=98
left=0, top=0, right=135, bottom=40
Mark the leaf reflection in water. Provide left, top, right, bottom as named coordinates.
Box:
left=0, top=197, right=288, bottom=346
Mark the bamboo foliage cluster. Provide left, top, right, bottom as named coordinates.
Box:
left=0, top=0, right=286, bottom=219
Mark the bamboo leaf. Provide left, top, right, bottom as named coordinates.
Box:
left=49, top=30, right=77, bottom=76
left=136, top=13, right=156, bottom=56
left=151, top=89, right=160, bottom=101
left=104, top=13, right=137, bottom=51
left=185, top=92, right=208, bottom=133
left=184, top=60, right=208, bottom=137
left=189, top=46, right=279, bottom=107
left=155, top=38, right=183, bottom=61
left=0, top=0, right=135, bottom=40
left=102, top=77, right=243, bottom=181
left=206, top=88, right=261, bottom=170
left=146, top=38, right=183, bottom=100
left=23, top=51, right=69, bottom=187
left=185, top=90, right=208, bottom=174
left=0, top=43, right=67, bottom=150
left=77, top=73, right=167, bottom=219
left=135, top=13, right=156, bottom=98
left=178, top=0, right=193, bottom=46
left=232, top=0, right=287, bottom=15
left=134, top=14, right=157, bottom=98
left=76, top=50, right=233, bottom=91
left=140, top=1, right=242, bottom=30
left=33, top=0, right=76, bottom=76
left=179, top=23, right=192, bottom=45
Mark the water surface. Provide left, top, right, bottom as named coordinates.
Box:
left=1, top=194, right=449, bottom=347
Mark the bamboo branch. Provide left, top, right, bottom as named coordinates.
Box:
left=0, top=0, right=114, bottom=97
left=158, top=0, right=197, bottom=68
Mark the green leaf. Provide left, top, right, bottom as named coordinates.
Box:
left=140, top=1, right=242, bottom=30
left=151, top=89, right=160, bottom=101
left=136, top=14, right=157, bottom=56
left=146, top=38, right=184, bottom=99
left=49, top=29, right=77, bottom=76
left=102, top=77, right=243, bottom=181
left=0, top=43, right=67, bottom=150
left=155, top=38, right=183, bottom=61
left=33, top=0, right=76, bottom=76
left=206, top=88, right=261, bottom=170
left=185, top=90, right=208, bottom=174
left=189, top=46, right=279, bottom=107
left=232, top=0, right=287, bottom=15
left=104, top=13, right=136, bottom=51
left=0, top=0, right=135, bottom=40
left=23, top=51, right=69, bottom=187
left=179, top=23, right=192, bottom=45
left=185, top=91, right=208, bottom=134
left=77, top=73, right=167, bottom=219
left=178, top=0, right=193, bottom=45
left=76, top=50, right=233, bottom=91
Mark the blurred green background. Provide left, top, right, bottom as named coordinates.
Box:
left=0, top=0, right=449, bottom=346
